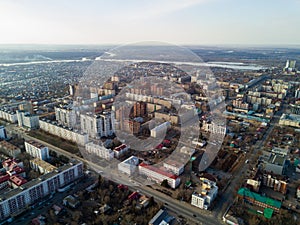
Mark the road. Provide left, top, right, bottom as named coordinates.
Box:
left=213, top=103, right=285, bottom=220
left=5, top=124, right=223, bottom=225
left=5, top=102, right=284, bottom=224
left=137, top=185, right=223, bottom=225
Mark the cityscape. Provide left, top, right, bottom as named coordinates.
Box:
left=0, top=1, right=300, bottom=225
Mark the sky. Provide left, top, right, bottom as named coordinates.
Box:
left=0, top=0, right=300, bottom=46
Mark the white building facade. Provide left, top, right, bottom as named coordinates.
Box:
left=39, top=119, right=88, bottom=146
left=0, top=126, right=7, bottom=140
left=191, top=178, right=218, bottom=210
left=0, top=110, right=17, bottom=123
left=150, top=122, right=171, bottom=138
left=17, top=111, right=39, bottom=129
left=80, top=112, right=114, bottom=138
left=85, top=142, right=114, bottom=160
left=118, top=156, right=139, bottom=176
left=55, top=107, right=77, bottom=128
left=163, top=160, right=185, bottom=175
left=0, top=161, right=83, bottom=221
left=25, top=140, right=49, bottom=160
left=138, top=163, right=180, bottom=189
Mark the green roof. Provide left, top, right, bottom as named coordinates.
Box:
left=264, top=208, right=274, bottom=219
left=294, top=159, right=299, bottom=167
left=237, top=188, right=282, bottom=209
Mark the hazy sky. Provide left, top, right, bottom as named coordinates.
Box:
left=0, top=0, right=299, bottom=46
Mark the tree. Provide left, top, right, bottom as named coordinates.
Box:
left=161, top=179, right=169, bottom=188
left=104, top=195, right=110, bottom=204
left=28, top=170, right=40, bottom=179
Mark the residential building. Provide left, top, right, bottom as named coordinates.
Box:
left=295, top=88, right=300, bottom=99
left=16, top=111, right=39, bottom=129
left=0, top=161, right=83, bottom=220
left=30, top=158, right=57, bottom=174
left=0, top=109, right=17, bottom=123
left=55, top=106, right=76, bottom=128
left=80, top=111, right=114, bottom=138
left=191, top=178, right=218, bottom=210
left=9, top=175, right=27, bottom=188
left=279, top=114, right=300, bottom=128
left=138, top=162, right=180, bottom=189
left=0, top=141, right=21, bottom=158
left=136, top=195, right=150, bottom=209
left=118, top=156, right=139, bottom=176
left=124, top=120, right=141, bottom=135
left=113, top=144, right=129, bottom=158
left=63, top=195, right=80, bottom=208
left=246, top=179, right=261, bottom=192
left=0, top=126, right=7, bottom=140
left=39, top=119, right=88, bottom=146
left=283, top=60, right=297, bottom=73
left=202, top=121, right=226, bottom=135
left=290, top=104, right=300, bottom=115
left=262, top=174, right=287, bottom=194
left=25, top=140, right=49, bottom=160
left=2, top=159, right=24, bottom=173
left=154, top=112, right=179, bottom=125
left=0, top=174, right=10, bottom=190
left=85, top=142, right=114, bottom=160
left=150, top=122, right=171, bottom=138
left=133, top=101, right=147, bottom=117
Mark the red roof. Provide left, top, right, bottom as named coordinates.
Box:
left=13, top=166, right=25, bottom=174
left=114, top=144, right=127, bottom=152
left=139, top=162, right=178, bottom=179
left=0, top=174, right=10, bottom=183
left=163, top=139, right=171, bottom=144
left=9, top=175, right=27, bottom=186
left=156, top=144, right=163, bottom=149
left=128, top=191, right=139, bottom=200
left=118, top=184, right=128, bottom=190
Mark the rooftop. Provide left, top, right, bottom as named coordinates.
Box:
left=0, top=160, right=82, bottom=201
left=121, top=156, right=139, bottom=166
left=30, top=158, right=57, bottom=172
left=139, top=162, right=178, bottom=180
left=0, top=141, right=20, bottom=151
left=237, top=188, right=282, bottom=209
left=25, top=140, right=46, bottom=149
left=9, top=175, right=27, bottom=186
left=268, top=154, right=286, bottom=166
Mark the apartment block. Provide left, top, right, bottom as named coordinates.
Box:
left=191, top=178, right=218, bottom=210
left=0, top=161, right=83, bottom=220
left=25, top=140, right=49, bottom=160
left=39, top=119, right=88, bottom=146
left=85, top=142, right=114, bottom=160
